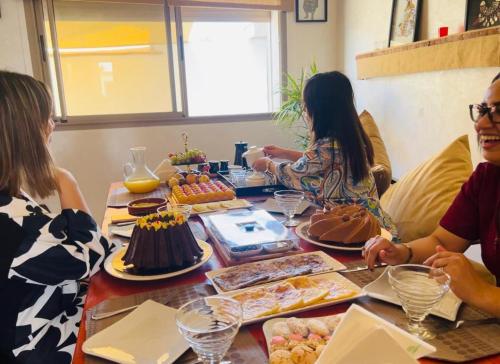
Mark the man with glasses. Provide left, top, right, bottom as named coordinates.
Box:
left=364, top=73, right=500, bottom=318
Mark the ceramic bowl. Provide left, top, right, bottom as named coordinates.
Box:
left=127, top=198, right=167, bottom=216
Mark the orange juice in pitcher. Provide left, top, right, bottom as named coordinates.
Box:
left=123, top=147, right=160, bottom=193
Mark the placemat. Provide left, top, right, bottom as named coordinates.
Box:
left=84, top=283, right=267, bottom=364
left=106, top=184, right=170, bottom=207
left=341, top=261, right=500, bottom=363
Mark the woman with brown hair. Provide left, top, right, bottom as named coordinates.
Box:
left=0, top=71, right=115, bottom=363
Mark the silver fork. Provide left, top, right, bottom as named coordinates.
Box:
left=91, top=304, right=139, bottom=320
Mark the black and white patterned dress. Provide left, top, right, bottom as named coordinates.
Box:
left=0, top=192, right=115, bottom=364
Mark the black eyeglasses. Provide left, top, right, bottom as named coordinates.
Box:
left=469, top=103, right=500, bottom=124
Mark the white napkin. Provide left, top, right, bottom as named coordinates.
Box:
left=153, top=159, right=180, bottom=181
left=316, top=304, right=435, bottom=364
left=83, top=300, right=189, bottom=364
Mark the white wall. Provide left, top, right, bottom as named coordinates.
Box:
left=0, top=0, right=32, bottom=74
left=339, top=0, right=498, bottom=179
left=0, top=0, right=339, bottom=222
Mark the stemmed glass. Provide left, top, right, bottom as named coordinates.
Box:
left=274, top=190, right=305, bottom=227
left=388, top=264, right=451, bottom=340
left=158, top=203, right=192, bottom=220
left=175, top=296, right=242, bottom=364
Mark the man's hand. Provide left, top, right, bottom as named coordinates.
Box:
left=363, top=236, right=408, bottom=269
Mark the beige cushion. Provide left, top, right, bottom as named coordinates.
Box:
left=380, top=135, right=473, bottom=243
left=359, top=110, right=392, bottom=196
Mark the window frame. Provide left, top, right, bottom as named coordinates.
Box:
left=24, top=0, right=287, bottom=128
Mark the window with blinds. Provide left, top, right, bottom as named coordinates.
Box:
left=31, top=0, right=287, bottom=125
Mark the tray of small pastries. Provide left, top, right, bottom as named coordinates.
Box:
left=216, top=272, right=362, bottom=325
left=263, top=314, right=344, bottom=364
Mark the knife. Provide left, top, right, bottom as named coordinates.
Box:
left=339, top=263, right=387, bottom=273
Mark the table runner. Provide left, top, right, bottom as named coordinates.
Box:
left=84, top=283, right=267, bottom=364
left=341, top=261, right=500, bottom=362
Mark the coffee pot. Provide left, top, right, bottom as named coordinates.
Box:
left=234, top=141, right=248, bottom=168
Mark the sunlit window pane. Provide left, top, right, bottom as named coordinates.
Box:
left=182, top=8, right=277, bottom=116
left=52, top=0, right=175, bottom=116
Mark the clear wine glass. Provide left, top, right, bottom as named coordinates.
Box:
left=175, top=296, right=242, bottom=364
left=158, top=203, right=192, bottom=220
left=273, top=190, right=305, bottom=227
left=388, top=264, right=451, bottom=340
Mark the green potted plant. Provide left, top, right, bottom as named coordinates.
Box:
left=273, top=62, right=318, bottom=150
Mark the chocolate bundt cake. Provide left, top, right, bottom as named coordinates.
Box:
left=308, top=204, right=381, bottom=244
left=122, top=211, right=203, bottom=274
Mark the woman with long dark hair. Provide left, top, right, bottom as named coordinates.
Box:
left=253, top=71, right=396, bottom=236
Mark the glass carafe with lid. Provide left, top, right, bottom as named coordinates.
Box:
left=123, top=147, right=160, bottom=193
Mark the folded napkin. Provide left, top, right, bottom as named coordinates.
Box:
left=110, top=212, right=137, bottom=224
left=83, top=300, right=189, bottom=364
left=316, top=304, right=435, bottom=364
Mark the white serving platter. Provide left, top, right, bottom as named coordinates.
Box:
left=205, top=251, right=347, bottom=294
left=295, top=221, right=392, bottom=252
left=104, top=239, right=213, bottom=281
left=219, top=271, right=363, bottom=326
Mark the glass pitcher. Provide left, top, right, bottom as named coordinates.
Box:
left=123, top=147, right=160, bottom=193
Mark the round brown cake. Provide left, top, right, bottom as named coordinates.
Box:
left=308, top=204, right=381, bottom=244
left=122, top=211, right=203, bottom=274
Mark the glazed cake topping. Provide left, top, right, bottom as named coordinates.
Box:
left=136, top=210, right=186, bottom=230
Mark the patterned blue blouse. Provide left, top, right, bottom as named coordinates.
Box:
left=0, top=192, right=116, bottom=363
left=275, top=137, right=398, bottom=240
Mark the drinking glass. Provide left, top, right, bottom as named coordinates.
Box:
left=388, top=264, right=450, bottom=340
left=158, top=204, right=192, bottom=219
left=273, top=190, right=305, bottom=227
left=176, top=296, right=242, bottom=364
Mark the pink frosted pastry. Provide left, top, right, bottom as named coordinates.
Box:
left=269, top=349, right=294, bottom=364
left=287, top=333, right=306, bottom=349
left=290, top=345, right=317, bottom=364
left=270, top=336, right=289, bottom=352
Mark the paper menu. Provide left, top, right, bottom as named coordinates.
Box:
left=363, top=267, right=462, bottom=321
left=316, top=304, right=435, bottom=364
left=203, top=209, right=295, bottom=248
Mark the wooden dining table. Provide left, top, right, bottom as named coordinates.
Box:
left=73, top=183, right=499, bottom=364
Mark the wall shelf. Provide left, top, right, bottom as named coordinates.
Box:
left=356, top=26, right=499, bottom=79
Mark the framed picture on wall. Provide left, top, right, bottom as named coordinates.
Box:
left=296, top=0, right=327, bottom=22
left=465, top=0, right=500, bottom=30
left=388, top=0, right=422, bottom=47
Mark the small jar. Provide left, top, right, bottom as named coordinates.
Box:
left=209, top=161, right=220, bottom=174
left=219, top=160, right=229, bottom=172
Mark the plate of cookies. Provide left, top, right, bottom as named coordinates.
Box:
left=263, top=314, right=343, bottom=364
left=190, top=198, right=253, bottom=215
